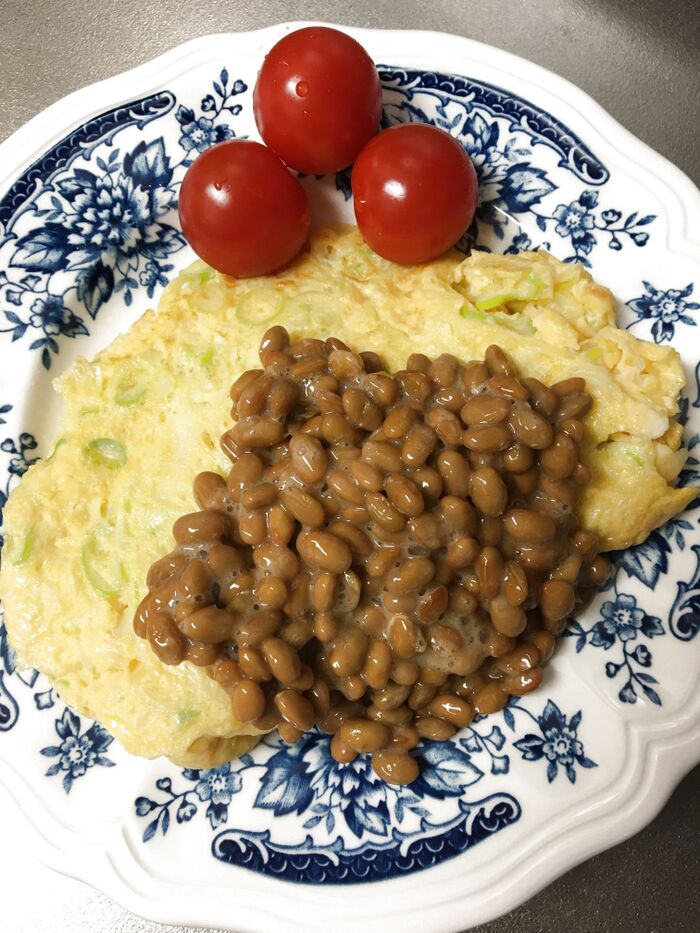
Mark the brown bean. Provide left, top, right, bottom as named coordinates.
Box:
left=328, top=468, right=365, bottom=505
left=417, top=585, right=449, bottom=622
left=330, top=734, right=358, bottom=763
left=397, top=370, right=433, bottom=401
left=484, top=345, right=513, bottom=376
left=489, top=595, right=527, bottom=637
left=522, top=377, right=558, bottom=416
left=386, top=557, right=435, bottom=594
left=460, top=395, right=511, bottom=425
left=240, top=483, right=277, bottom=511
left=329, top=627, right=368, bottom=676
left=363, top=641, right=393, bottom=689
left=489, top=374, right=529, bottom=401
left=426, top=407, right=464, bottom=445
left=560, top=417, right=585, bottom=444
left=310, top=572, right=336, bottom=613
left=470, top=466, right=508, bottom=516
left=289, top=434, right=327, bottom=483
left=385, top=474, right=424, bottom=517
left=146, top=553, right=187, bottom=591
left=428, top=693, right=474, bottom=727
left=475, top=546, right=504, bottom=599
left=274, top=689, right=316, bottom=731
left=510, top=403, right=553, bottom=450
left=540, top=579, right=575, bottom=620
left=297, top=530, right=352, bottom=573
left=524, top=629, right=556, bottom=663
left=238, top=646, right=272, bottom=681
left=421, top=666, right=449, bottom=686
left=432, top=386, right=465, bottom=413
left=540, top=432, right=577, bottom=479
left=320, top=412, right=357, bottom=445
left=438, top=496, right=476, bottom=535
left=552, top=377, right=586, bottom=397
left=495, top=643, right=541, bottom=675
left=147, top=613, right=186, bottom=665
left=231, top=679, right=266, bottom=722
left=558, top=392, right=592, bottom=420
left=391, top=724, right=420, bottom=752
left=329, top=520, right=373, bottom=558
left=407, top=352, right=431, bottom=373
left=371, top=751, right=419, bottom=785
left=462, top=360, right=489, bottom=393
left=389, top=616, right=422, bottom=658
left=237, top=374, right=273, bottom=418
left=382, top=405, right=418, bottom=439
left=366, top=493, right=406, bottom=532
left=362, top=439, right=404, bottom=474
left=255, top=576, right=288, bottom=610
left=504, top=560, right=529, bottom=606
left=281, top=486, right=324, bottom=527
left=342, top=388, right=383, bottom=430
left=180, top=606, right=233, bottom=643
left=409, top=513, right=446, bottom=548
left=415, top=716, right=456, bottom=740
left=408, top=682, right=438, bottom=711
left=503, top=666, right=543, bottom=696
left=391, top=658, right=421, bottom=685
left=511, top=466, right=539, bottom=496
left=447, top=585, right=477, bottom=615
left=588, top=555, right=612, bottom=586
left=193, top=471, right=226, bottom=511
left=364, top=372, right=398, bottom=406
left=410, top=466, right=443, bottom=500
left=328, top=349, right=364, bottom=379
left=185, top=642, right=220, bottom=666
left=234, top=417, right=285, bottom=449
left=172, top=510, right=227, bottom=546
left=370, top=683, right=413, bottom=709
left=238, top=509, right=267, bottom=545
left=503, top=508, right=556, bottom=544
left=501, top=443, right=533, bottom=474
left=350, top=459, right=383, bottom=492
left=366, top=545, right=402, bottom=578
left=436, top=450, right=471, bottom=497
left=314, top=612, right=338, bottom=643
left=262, top=637, right=302, bottom=684
left=368, top=704, right=413, bottom=725
left=227, top=452, right=264, bottom=498
left=340, top=718, right=391, bottom=753
left=472, top=682, right=508, bottom=714
left=259, top=324, right=289, bottom=354
left=463, top=424, right=512, bottom=454
left=233, top=609, right=283, bottom=647
left=429, top=353, right=460, bottom=387
left=401, top=423, right=437, bottom=467
left=445, top=536, right=481, bottom=569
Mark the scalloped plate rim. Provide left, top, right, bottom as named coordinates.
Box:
left=0, top=22, right=699, bottom=933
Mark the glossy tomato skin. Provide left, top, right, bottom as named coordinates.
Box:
left=253, top=26, right=382, bottom=174
left=351, top=124, right=479, bottom=264
left=178, top=140, right=310, bottom=278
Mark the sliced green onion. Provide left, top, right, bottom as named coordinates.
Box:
left=114, top=371, right=149, bottom=407
left=177, top=708, right=201, bottom=727
left=81, top=529, right=123, bottom=597
left=474, top=273, right=545, bottom=311
left=83, top=438, right=127, bottom=469
left=10, top=529, right=35, bottom=565
left=180, top=259, right=215, bottom=285
left=46, top=438, right=66, bottom=461
left=199, top=348, right=214, bottom=367
left=236, top=287, right=283, bottom=325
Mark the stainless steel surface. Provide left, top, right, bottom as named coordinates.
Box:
left=0, top=1, right=698, bottom=930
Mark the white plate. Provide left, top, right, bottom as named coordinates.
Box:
left=0, top=23, right=698, bottom=933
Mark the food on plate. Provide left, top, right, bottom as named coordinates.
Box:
left=0, top=226, right=694, bottom=773
left=178, top=140, right=310, bottom=277
left=253, top=26, right=383, bottom=174
left=135, top=327, right=612, bottom=784
left=352, top=124, right=479, bottom=264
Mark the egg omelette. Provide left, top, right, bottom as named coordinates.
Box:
left=0, top=225, right=695, bottom=767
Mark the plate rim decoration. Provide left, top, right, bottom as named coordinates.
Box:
left=0, top=22, right=698, bottom=933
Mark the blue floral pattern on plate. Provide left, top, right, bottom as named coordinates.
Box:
left=0, top=60, right=697, bottom=889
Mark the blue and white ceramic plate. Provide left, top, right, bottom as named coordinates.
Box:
left=0, top=23, right=698, bottom=933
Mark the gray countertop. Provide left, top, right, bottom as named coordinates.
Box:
left=0, top=2, right=698, bottom=931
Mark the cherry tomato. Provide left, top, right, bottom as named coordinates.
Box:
left=253, top=26, right=382, bottom=174
left=178, top=140, right=310, bottom=278
left=351, top=124, right=479, bottom=264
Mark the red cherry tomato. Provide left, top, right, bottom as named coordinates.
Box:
left=178, top=140, right=310, bottom=278
left=351, top=124, right=479, bottom=264
left=253, top=26, right=382, bottom=174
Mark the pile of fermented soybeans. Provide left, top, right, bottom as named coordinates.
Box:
left=135, top=327, right=611, bottom=784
